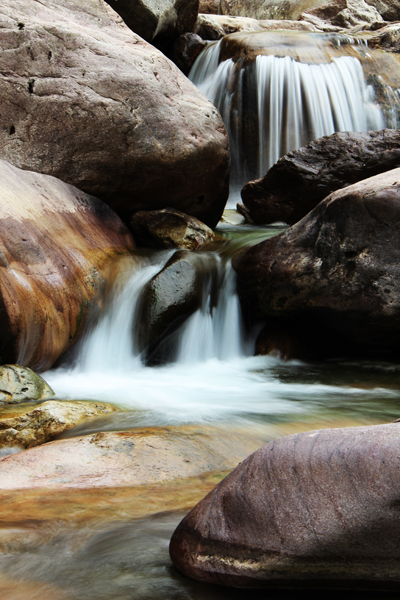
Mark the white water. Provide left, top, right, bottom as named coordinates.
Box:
left=45, top=253, right=399, bottom=426
left=190, top=40, right=386, bottom=204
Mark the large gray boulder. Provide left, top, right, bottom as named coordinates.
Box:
left=234, top=168, right=400, bottom=355
left=170, top=422, right=400, bottom=589
left=0, top=0, right=229, bottom=228
left=104, top=0, right=199, bottom=47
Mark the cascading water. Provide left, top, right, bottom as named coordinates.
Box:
left=189, top=34, right=390, bottom=203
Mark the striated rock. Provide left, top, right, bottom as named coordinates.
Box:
left=235, top=168, right=400, bottom=355
left=170, top=422, right=400, bottom=589
left=195, top=13, right=316, bottom=39
left=130, top=208, right=216, bottom=250
left=242, top=130, right=400, bottom=225
left=0, top=159, right=133, bottom=371
left=0, top=400, right=117, bottom=449
left=171, top=33, right=207, bottom=74
left=0, top=0, right=230, bottom=228
left=0, top=425, right=268, bottom=489
left=136, top=250, right=219, bottom=358
left=0, top=365, right=54, bottom=405
left=104, top=0, right=199, bottom=47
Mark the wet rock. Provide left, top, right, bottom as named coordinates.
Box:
left=0, top=365, right=54, bottom=405
left=170, top=422, right=400, bottom=589
left=235, top=168, right=400, bottom=355
left=0, top=0, right=229, bottom=228
left=0, top=160, right=133, bottom=371
left=104, top=0, right=199, bottom=47
left=170, top=33, right=207, bottom=74
left=195, top=13, right=316, bottom=39
left=255, top=327, right=306, bottom=360
left=0, top=400, right=117, bottom=449
left=130, top=208, right=216, bottom=250
left=0, top=425, right=268, bottom=489
left=136, top=250, right=219, bottom=357
left=242, top=130, right=400, bottom=225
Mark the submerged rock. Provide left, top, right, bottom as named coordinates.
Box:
left=0, top=365, right=54, bottom=405
left=0, top=0, right=229, bottom=228
left=0, top=159, right=133, bottom=371
left=104, top=0, right=199, bottom=47
left=0, top=400, right=117, bottom=449
left=234, top=168, right=400, bottom=355
left=130, top=208, right=216, bottom=250
left=170, top=422, right=400, bottom=589
left=0, top=425, right=268, bottom=489
left=242, top=130, right=400, bottom=225
left=136, top=250, right=219, bottom=358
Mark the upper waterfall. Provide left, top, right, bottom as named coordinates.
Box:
left=189, top=32, right=389, bottom=202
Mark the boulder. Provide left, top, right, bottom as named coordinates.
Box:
left=104, top=0, right=199, bottom=47
left=0, top=425, right=268, bottom=489
left=0, top=400, right=117, bottom=449
left=136, top=250, right=219, bottom=358
left=195, top=14, right=316, bottom=40
left=234, top=168, right=400, bottom=355
left=219, top=0, right=328, bottom=20
left=242, top=130, right=400, bottom=225
left=170, top=33, right=207, bottom=74
left=300, top=0, right=384, bottom=31
left=170, top=422, right=400, bottom=589
left=366, top=0, right=400, bottom=20
left=367, top=23, right=400, bottom=53
left=0, top=159, right=133, bottom=371
left=130, top=208, right=216, bottom=250
left=0, top=0, right=229, bottom=228
left=0, top=365, right=54, bottom=405
left=199, top=0, right=221, bottom=14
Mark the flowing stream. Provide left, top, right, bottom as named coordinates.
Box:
left=2, top=32, right=400, bottom=600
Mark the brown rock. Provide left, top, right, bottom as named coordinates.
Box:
left=195, top=13, right=316, bottom=39
left=367, top=22, right=400, bottom=52
left=219, top=0, right=327, bottom=20
left=0, top=159, right=133, bottom=371
left=235, top=168, right=400, bottom=355
left=242, top=130, right=400, bottom=225
left=300, top=0, right=384, bottom=30
left=130, top=208, right=216, bottom=250
left=199, top=0, right=221, bottom=14
left=366, top=0, right=400, bottom=20
left=0, top=0, right=229, bottom=228
left=0, top=365, right=54, bottom=405
left=170, top=422, right=400, bottom=589
left=104, top=0, right=199, bottom=47
left=0, top=400, right=117, bottom=449
left=0, top=425, right=268, bottom=489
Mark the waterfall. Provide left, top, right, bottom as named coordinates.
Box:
left=190, top=38, right=386, bottom=201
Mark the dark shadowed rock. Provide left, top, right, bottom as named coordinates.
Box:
left=242, top=130, right=400, bottom=225
left=0, top=0, right=229, bottom=228
left=235, top=168, right=400, bottom=355
left=170, top=422, right=400, bottom=589
left=136, top=250, right=219, bottom=358
left=199, top=0, right=221, bottom=14
left=0, top=159, right=133, bottom=371
left=130, top=208, right=216, bottom=250
left=104, top=0, right=199, bottom=47
left=170, top=33, right=207, bottom=74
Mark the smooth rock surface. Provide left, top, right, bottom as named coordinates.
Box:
left=130, top=208, right=216, bottom=250
left=104, top=0, right=199, bottom=46
left=219, top=0, right=327, bottom=20
left=0, top=365, right=54, bottom=405
left=242, top=130, right=400, bottom=225
left=136, top=250, right=219, bottom=358
left=0, top=426, right=268, bottom=489
left=0, top=0, right=230, bottom=228
left=0, top=400, right=116, bottom=449
left=170, top=422, right=400, bottom=589
left=0, top=160, right=133, bottom=371
left=235, top=168, right=400, bottom=354
left=195, top=13, right=316, bottom=39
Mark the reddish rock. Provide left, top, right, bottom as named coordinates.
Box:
left=170, top=422, right=400, bottom=589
